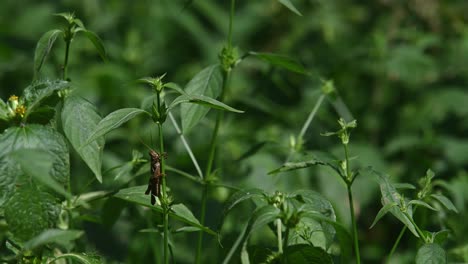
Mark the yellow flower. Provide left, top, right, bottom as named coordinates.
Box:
left=8, top=95, right=18, bottom=102
left=15, top=105, right=26, bottom=118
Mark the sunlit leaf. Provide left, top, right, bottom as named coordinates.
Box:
left=83, top=108, right=150, bottom=147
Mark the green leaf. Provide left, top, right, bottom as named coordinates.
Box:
left=394, top=183, right=416, bottom=190
left=283, top=244, right=333, bottom=264
left=222, top=206, right=280, bottom=264
left=170, top=94, right=243, bottom=113
left=4, top=184, right=61, bottom=242
left=223, top=188, right=267, bottom=217
left=180, top=65, right=223, bottom=133
left=62, top=95, right=104, bottom=182
left=113, top=185, right=215, bottom=235
left=408, top=200, right=438, bottom=211
left=81, top=29, right=107, bottom=61
left=0, top=98, right=9, bottom=121
left=297, top=211, right=352, bottom=262
left=0, top=124, right=70, bottom=206
left=23, top=80, right=70, bottom=118
left=164, top=82, right=186, bottom=95
left=83, top=108, right=150, bottom=147
left=268, top=153, right=340, bottom=176
left=33, top=29, right=62, bottom=78
left=373, top=169, right=419, bottom=237
left=416, top=243, right=447, bottom=264
left=369, top=202, right=397, bottom=229
left=49, top=253, right=102, bottom=264
left=249, top=52, right=308, bottom=75
left=277, top=0, right=302, bottom=16
left=430, top=194, right=458, bottom=213
left=23, top=229, right=83, bottom=250
left=9, top=149, right=71, bottom=199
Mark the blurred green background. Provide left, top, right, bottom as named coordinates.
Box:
left=1, top=0, right=467, bottom=263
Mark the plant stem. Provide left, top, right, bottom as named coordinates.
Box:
left=347, top=185, right=361, bottom=264
left=157, top=91, right=169, bottom=264
left=276, top=219, right=283, bottom=254
left=227, top=0, right=235, bottom=49
left=343, top=143, right=361, bottom=264
left=62, top=38, right=71, bottom=80
left=196, top=1, right=235, bottom=261
left=387, top=226, right=406, bottom=263
left=298, top=94, right=325, bottom=141
left=195, top=56, right=232, bottom=264
left=168, top=112, right=203, bottom=178
left=283, top=225, right=290, bottom=250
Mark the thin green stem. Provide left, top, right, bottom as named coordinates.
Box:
left=62, top=38, right=71, bottom=80
left=156, top=90, right=169, bottom=264
left=344, top=143, right=360, bottom=264
left=168, top=112, right=203, bottom=178
left=387, top=226, right=406, bottom=263
left=276, top=219, right=283, bottom=254
left=347, top=185, right=361, bottom=264
left=195, top=73, right=229, bottom=264
left=283, top=225, right=290, bottom=250
left=298, top=94, right=325, bottom=141
left=227, top=0, right=235, bottom=49
left=195, top=185, right=208, bottom=264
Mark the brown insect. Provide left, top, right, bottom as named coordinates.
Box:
left=145, top=150, right=167, bottom=205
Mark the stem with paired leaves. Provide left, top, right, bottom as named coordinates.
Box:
left=195, top=0, right=235, bottom=263
left=155, top=87, right=169, bottom=264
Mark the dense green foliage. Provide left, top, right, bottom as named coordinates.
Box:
left=1, top=1, right=467, bottom=263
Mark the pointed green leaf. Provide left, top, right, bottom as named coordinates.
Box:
left=9, top=149, right=71, bottom=199
left=277, top=0, right=302, bottom=16
left=81, top=29, right=107, bottom=61
left=83, top=108, right=150, bottom=147
left=283, top=245, right=333, bottom=264
left=249, top=52, right=308, bottom=75
left=223, top=188, right=267, bottom=216
left=369, top=202, right=397, bottom=229
left=416, top=243, right=446, bottom=264
left=408, top=200, right=438, bottom=211
left=33, top=29, right=62, bottom=78
left=222, top=205, right=281, bottom=264
left=62, top=95, right=104, bottom=182
left=114, top=185, right=215, bottom=235
left=373, top=169, right=420, bottom=237
left=164, top=82, right=186, bottom=95
left=430, top=194, right=458, bottom=213
left=49, top=253, right=102, bottom=264
left=180, top=65, right=223, bottom=133
left=0, top=98, right=9, bottom=121
left=170, top=94, right=243, bottom=114
left=298, top=211, right=352, bottom=262
left=394, top=183, right=416, bottom=190
left=23, top=80, right=70, bottom=118
left=23, top=229, right=83, bottom=250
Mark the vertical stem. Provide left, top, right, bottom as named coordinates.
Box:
left=387, top=226, right=406, bottom=263
left=196, top=1, right=235, bottom=262
left=344, top=143, right=360, bottom=264
left=276, top=219, right=283, bottom=254
left=347, top=185, right=361, bottom=264
left=298, top=94, right=325, bottom=141
left=156, top=89, right=169, bottom=264
left=283, top=226, right=290, bottom=250
left=195, top=72, right=229, bottom=264
left=62, top=38, right=71, bottom=80
left=227, top=0, right=235, bottom=49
